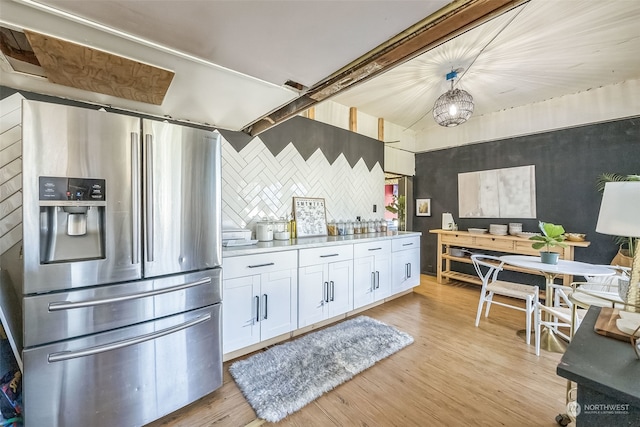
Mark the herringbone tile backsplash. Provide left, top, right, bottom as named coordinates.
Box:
left=221, top=134, right=385, bottom=233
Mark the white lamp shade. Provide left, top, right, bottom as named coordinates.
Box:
left=595, top=182, right=640, bottom=237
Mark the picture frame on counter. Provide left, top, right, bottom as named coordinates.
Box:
left=416, top=198, right=431, bottom=216
left=293, top=197, right=328, bottom=237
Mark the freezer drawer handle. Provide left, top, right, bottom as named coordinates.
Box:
left=48, top=277, right=212, bottom=311
left=48, top=312, right=212, bottom=363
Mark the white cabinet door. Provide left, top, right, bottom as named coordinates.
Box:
left=392, top=248, right=420, bottom=292
left=299, top=258, right=353, bottom=327
left=375, top=250, right=393, bottom=299
left=298, top=263, right=327, bottom=328
left=260, top=269, right=297, bottom=341
left=353, top=240, right=392, bottom=309
left=327, top=259, right=353, bottom=318
left=353, top=255, right=376, bottom=309
left=392, top=235, right=421, bottom=293
left=223, top=275, right=260, bottom=353
left=223, top=251, right=298, bottom=354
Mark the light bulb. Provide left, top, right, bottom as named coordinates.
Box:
left=449, top=103, right=457, bottom=116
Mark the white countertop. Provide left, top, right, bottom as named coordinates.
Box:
left=222, top=231, right=422, bottom=257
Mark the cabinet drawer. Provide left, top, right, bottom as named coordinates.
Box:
left=515, top=240, right=560, bottom=256
left=299, top=244, right=353, bottom=267
left=392, top=235, right=420, bottom=252
left=353, top=240, right=391, bottom=258
left=441, top=234, right=474, bottom=246
left=474, top=236, right=516, bottom=251
left=223, top=250, right=297, bottom=279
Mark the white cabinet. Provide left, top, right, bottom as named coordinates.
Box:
left=222, top=251, right=298, bottom=354
left=353, top=240, right=392, bottom=309
left=392, top=235, right=421, bottom=292
left=298, top=245, right=354, bottom=328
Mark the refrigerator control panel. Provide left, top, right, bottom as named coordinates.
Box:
left=39, top=176, right=106, bottom=201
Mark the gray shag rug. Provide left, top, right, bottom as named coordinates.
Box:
left=228, top=315, right=414, bottom=423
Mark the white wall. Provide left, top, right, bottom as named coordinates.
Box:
left=413, top=79, right=640, bottom=152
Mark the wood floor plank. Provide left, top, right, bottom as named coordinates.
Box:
left=146, top=275, right=567, bottom=426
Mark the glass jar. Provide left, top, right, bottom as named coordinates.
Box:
left=367, top=219, right=375, bottom=234
left=256, top=219, right=273, bottom=241
left=327, top=220, right=337, bottom=236
left=346, top=220, right=354, bottom=235
left=337, top=219, right=346, bottom=236
left=273, top=217, right=290, bottom=240
left=353, top=220, right=361, bottom=234
left=380, top=220, right=388, bottom=232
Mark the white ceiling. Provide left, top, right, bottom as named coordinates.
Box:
left=1, top=0, right=639, bottom=150
left=332, top=0, right=640, bottom=136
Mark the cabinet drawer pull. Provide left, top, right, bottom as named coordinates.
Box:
left=263, top=294, right=268, bottom=320
left=368, top=247, right=382, bottom=251
left=255, top=295, right=260, bottom=323
left=320, top=254, right=339, bottom=258
left=330, top=281, right=335, bottom=301
left=324, top=282, right=329, bottom=303
left=402, top=243, right=413, bottom=247
left=248, top=262, right=275, bottom=268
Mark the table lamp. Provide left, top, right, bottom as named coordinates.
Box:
left=596, top=181, right=640, bottom=313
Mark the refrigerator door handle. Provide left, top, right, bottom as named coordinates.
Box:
left=48, top=313, right=212, bottom=362
left=48, top=277, right=212, bottom=311
left=144, top=133, right=154, bottom=262
left=131, top=132, right=141, bottom=265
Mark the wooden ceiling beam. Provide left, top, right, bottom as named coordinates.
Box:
left=244, top=0, right=529, bottom=137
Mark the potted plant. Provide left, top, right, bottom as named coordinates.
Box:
left=529, top=221, right=567, bottom=264
left=385, top=195, right=406, bottom=231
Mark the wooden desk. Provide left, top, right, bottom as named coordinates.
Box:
left=429, top=229, right=590, bottom=287
left=557, top=307, right=640, bottom=426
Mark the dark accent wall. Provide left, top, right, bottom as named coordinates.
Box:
left=414, top=117, right=640, bottom=279
left=219, top=116, right=384, bottom=171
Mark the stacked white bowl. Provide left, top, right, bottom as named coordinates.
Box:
left=489, top=224, right=508, bottom=235
left=508, top=223, right=522, bottom=235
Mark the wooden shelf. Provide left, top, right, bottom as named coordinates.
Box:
left=442, top=271, right=481, bottom=285
left=430, top=229, right=590, bottom=288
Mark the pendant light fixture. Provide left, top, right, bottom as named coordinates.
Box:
left=433, top=70, right=474, bottom=127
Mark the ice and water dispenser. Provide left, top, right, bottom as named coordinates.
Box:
left=39, top=176, right=106, bottom=263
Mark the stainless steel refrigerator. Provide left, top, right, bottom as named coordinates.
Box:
left=1, top=100, right=223, bottom=427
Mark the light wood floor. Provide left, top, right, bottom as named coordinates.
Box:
left=146, top=275, right=568, bottom=427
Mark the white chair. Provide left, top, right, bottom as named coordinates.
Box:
left=534, top=283, right=587, bottom=356
left=582, top=265, right=630, bottom=295
left=471, top=254, right=539, bottom=345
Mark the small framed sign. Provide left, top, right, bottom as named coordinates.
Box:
left=293, top=197, right=328, bottom=237
left=416, top=198, right=431, bottom=217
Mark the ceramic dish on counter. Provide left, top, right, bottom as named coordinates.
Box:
left=565, top=233, right=586, bottom=242
left=468, top=228, right=488, bottom=235
left=489, top=224, right=508, bottom=236
left=517, top=232, right=540, bottom=239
